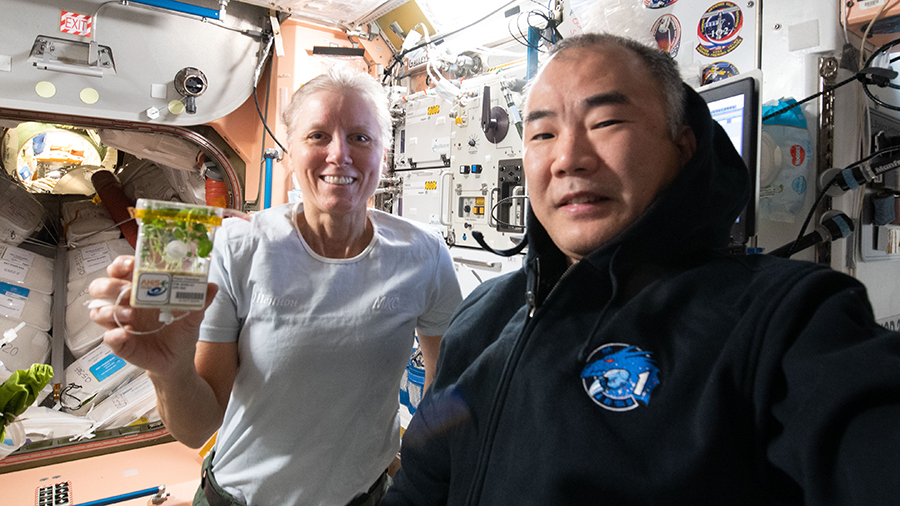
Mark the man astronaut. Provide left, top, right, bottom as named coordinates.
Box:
left=382, top=33, right=900, bottom=505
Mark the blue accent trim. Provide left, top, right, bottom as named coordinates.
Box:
left=841, top=168, right=860, bottom=190
left=526, top=27, right=540, bottom=81
left=74, top=486, right=162, bottom=506
left=264, top=156, right=273, bottom=209
left=0, top=282, right=28, bottom=298
left=128, top=0, right=220, bottom=20
left=835, top=216, right=853, bottom=238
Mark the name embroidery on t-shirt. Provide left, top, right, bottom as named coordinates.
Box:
left=252, top=292, right=299, bottom=307
left=372, top=295, right=401, bottom=311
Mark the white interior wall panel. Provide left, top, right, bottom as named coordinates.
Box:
left=0, top=0, right=267, bottom=126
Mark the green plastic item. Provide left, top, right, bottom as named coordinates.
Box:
left=0, top=363, right=53, bottom=441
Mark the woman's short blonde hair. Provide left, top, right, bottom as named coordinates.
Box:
left=282, top=65, right=391, bottom=149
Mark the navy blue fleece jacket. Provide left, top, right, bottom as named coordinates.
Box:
left=383, top=85, right=900, bottom=506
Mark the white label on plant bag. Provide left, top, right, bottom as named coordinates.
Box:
left=0, top=246, right=34, bottom=283
left=81, top=242, right=113, bottom=274
left=171, top=275, right=207, bottom=307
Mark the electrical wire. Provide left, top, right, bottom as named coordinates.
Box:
left=382, top=0, right=521, bottom=84
left=761, top=74, right=859, bottom=122
left=784, top=144, right=900, bottom=257
left=861, top=41, right=900, bottom=111
left=253, top=34, right=288, bottom=155
left=489, top=194, right=529, bottom=228
left=508, top=9, right=556, bottom=52
left=761, top=31, right=900, bottom=123
left=859, top=0, right=897, bottom=70
left=761, top=51, right=900, bottom=123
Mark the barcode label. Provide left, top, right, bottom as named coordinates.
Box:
left=174, top=292, right=205, bottom=300
left=169, top=274, right=207, bottom=307
left=860, top=0, right=886, bottom=10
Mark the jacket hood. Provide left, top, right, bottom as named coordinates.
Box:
left=524, top=83, right=751, bottom=276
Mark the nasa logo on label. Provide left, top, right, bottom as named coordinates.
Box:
left=581, top=343, right=661, bottom=412
left=701, top=61, right=740, bottom=85
left=644, top=0, right=679, bottom=8
left=696, top=1, right=744, bottom=58
left=652, top=14, right=681, bottom=57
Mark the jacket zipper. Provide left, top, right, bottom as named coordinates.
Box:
left=464, top=259, right=577, bottom=505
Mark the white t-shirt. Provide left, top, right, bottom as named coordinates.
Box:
left=199, top=203, right=462, bottom=506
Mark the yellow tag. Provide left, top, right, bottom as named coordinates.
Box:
left=134, top=208, right=223, bottom=227
left=199, top=431, right=218, bottom=458
left=424, top=181, right=437, bottom=190
left=427, top=105, right=440, bottom=115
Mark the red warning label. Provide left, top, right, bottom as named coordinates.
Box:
left=60, top=11, right=92, bottom=37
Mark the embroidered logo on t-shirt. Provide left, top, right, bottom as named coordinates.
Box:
left=372, top=295, right=400, bottom=311
left=251, top=292, right=299, bottom=307
left=581, top=343, right=660, bottom=412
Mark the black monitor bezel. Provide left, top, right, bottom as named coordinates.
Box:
left=698, top=74, right=760, bottom=247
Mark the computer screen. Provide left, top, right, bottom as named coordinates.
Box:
left=698, top=74, right=760, bottom=247
left=707, top=94, right=745, bottom=156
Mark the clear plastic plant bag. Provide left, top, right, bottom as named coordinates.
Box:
left=130, top=199, right=223, bottom=311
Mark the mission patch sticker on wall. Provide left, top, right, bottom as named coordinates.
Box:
left=702, top=61, right=740, bottom=85
left=652, top=14, right=682, bottom=57
left=644, top=0, right=679, bottom=8
left=581, top=343, right=661, bottom=412
left=696, top=1, right=744, bottom=58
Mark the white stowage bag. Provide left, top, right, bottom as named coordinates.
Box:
left=0, top=178, right=45, bottom=247
left=63, top=343, right=141, bottom=416
left=0, top=244, right=54, bottom=294
left=65, top=291, right=107, bottom=358
left=0, top=322, right=51, bottom=371
left=87, top=373, right=157, bottom=431
left=61, top=199, right=122, bottom=248
left=65, top=239, right=135, bottom=357
left=68, top=238, right=135, bottom=284
left=0, top=420, right=26, bottom=460
left=0, top=282, right=52, bottom=331
left=16, top=406, right=94, bottom=442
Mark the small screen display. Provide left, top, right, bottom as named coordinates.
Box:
left=707, top=94, right=745, bottom=157
left=698, top=75, right=759, bottom=247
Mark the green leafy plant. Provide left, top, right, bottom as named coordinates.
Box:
left=138, top=207, right=215, bottom=274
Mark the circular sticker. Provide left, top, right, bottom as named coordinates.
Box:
left=644, top=0, right=678, bottom=8
left=652, top=14, right=681, bottom=57
left=35, top=81, right=56, bottom=98
left=168, top=100, right=185, bottom=115
left=696, top=1, right=744, bottom=58
left=80, top=88, right=99, bottom=105
left=701, top=61, right=740, bottom=85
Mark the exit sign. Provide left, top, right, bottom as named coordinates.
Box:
left=60, top=11, right=92, bottom=37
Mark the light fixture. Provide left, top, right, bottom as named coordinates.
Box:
left=29, top=36, right=115, bottom=78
